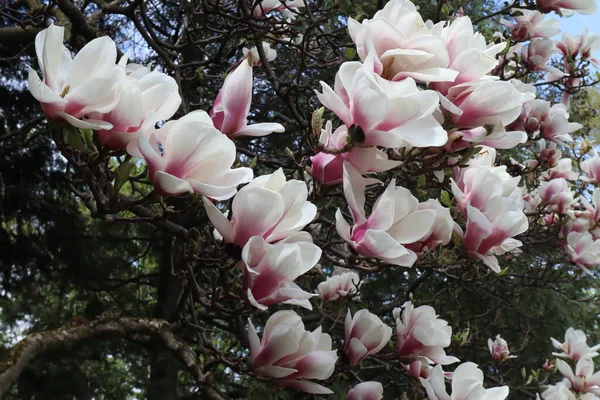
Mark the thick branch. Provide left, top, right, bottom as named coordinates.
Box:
left=0, top=315, right=204, bottom=398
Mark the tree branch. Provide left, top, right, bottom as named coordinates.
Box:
left=0, top=315, right=204, bottom=398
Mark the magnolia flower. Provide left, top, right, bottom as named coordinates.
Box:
left=344, top=309, right=393, bottom=366
left=336, top=162, right=437, bottom=266
left=248, top=311, right=338, bottom=394
left=428, top=16, right=507, bottom=95
left=539, top=178, right=576, bottom=214
left=524, top=140, right=561, bottom=170
left=253, top=0, right=305, bottom=20
left=96, top=61, right=181, bottom=152
left=537, top=0, right=597, bottom=16
left=347, top=382, right=384, bottom=400
left=394, top=301, right=459, bottom=365
left=522, top=39, right=564, bottom=77
left=566, top=232, right=600, bottom=274
left=581, top=151, right=600, bottom=184
left=540, top=381, right=576, bottom=400
left=557, top=356, right=600, bottom=394
left=502, top=9, right=561, bottom=41
left=309, top=122, right=401, bottom=185
left=316, top=59, right=446, bottom=148
left=402, top=359, right=431, bottom=379
left=137, top=110, right=253, bottom=198
left=543, top=358, right=557, bottom=372
left=488, top=335, right=516, bottom=362
left=541, top=158, right=578, bottom=181
left=580, top=189, right=600, bottom=238
left=451, top=154, right=521, bottom=214
left=552, top=328, right=600, bottom=361
left=509, top=100, right=582, bottom=145
left=420, top=363, right=509, bottom=400
left=243, top=42, right=277, bottom=66
left=28, top=24, right=121, bottom=130
left=347, top=0, right=458, bottom=83
left=203, top=168, right=317, bottom=248
left=241, top=233, right=321, bottom=310
left=444, top=125, right=527, bottom=152
left=452, top=158, right=528, bottom=272
left=406, top=199, right=454, bottom=253
left=210, top=59, right=284, bottom=138
left=444, top=79, right=535, bottom=130
left=560, top=213, right=592, bottom=239
left=316, top=269, right=361, bottom=302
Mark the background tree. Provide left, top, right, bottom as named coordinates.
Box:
left=0, top=0, right=599, bottom=399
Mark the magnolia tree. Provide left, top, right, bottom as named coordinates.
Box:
left=2, top=0, right=600, bottom=398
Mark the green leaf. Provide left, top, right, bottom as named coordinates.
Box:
left=311, top=107, right=325, bottom=137
left=441, top=4, right=450, bottom=17
left=80, top=129, right=94, bottom=146
left=417, top=174, right=426, bottom=187
left=497, top=267, right=510, bottom=276
left=440, top=190, right=451, bottom=207
left=66, top=126, right=84, bottom=151
left=345, top=47, right=356, bottom=60
left=114, top=161, right=133, bottom=195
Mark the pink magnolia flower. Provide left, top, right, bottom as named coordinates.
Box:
left=28, top=24, right=121, bottom=130
left=316, top=59, right=446, bottom=148
left=96, top=61, right=181, bottom=152
left=541, top=158, right=578, bottom=181
left=347, top=0, right=457, bottom=83
left=566, top=232, right=600, bottom=274
left=402, top=360, right=431, bottom=380
left=509, top=100, right=582, bottom=145
left=444, top=125, right=527, bottom=151
left=551, top=327, right=600, bottom=361
left=537, top=0, right=597, bottom=16
left=452, top=154, right=528, bottom=272
left=557, top=356, right=600, bottom=394
left=451, top=156, right=521, bottom=215
left=555, top=30, right=600, bottom=68
left=524, top=140, right=561, bottom=170
left=336, top=162, right=437, bottom=267
left=580, top=189, right=600, bottom=238
left=253, top=0, right=305, bottom=20
left=560, top=214, right=592, bottom=239
left=539, top=178, right=576, bottom=214
left=420, top=363, right=509, bottom=400
left=241, top=233, right=321, bottom=310
left=543, top=358, right=557, bottom=372
left=581, top=151, right=600, bottom=184
left=309, top=121, right=401, bottom=185
left=248, top=311, right=338, bottom=394
left=137, top=110, right=253, bottom=198
left=522, top=39, right=565, bottom=77
left=428, top=16, right=507, bottom=95
left=316, top=269, right=361, bottom=302
left=540, top=381, right=576, bottom=400
left=443, top=79, right=535, bottom=130
left=347, top=382, right=384, bottom=400
left=488, top=335, right=517, bottom=362
left=243, top=42, right=277, bottom=66
left=210, top=59, right=284, bottom=138
left=344, top=309, right=393, bottom=366
left=502, top=9, right=561, bottom=41
left=203, top=168, right=317, bottom=248
left=460, top=204, right=528, bottom=272
left=394, top=301, right=459, bottom=365
left=405, top=199, right=454, bottom=253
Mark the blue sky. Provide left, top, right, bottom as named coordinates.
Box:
left=552, top=5, right=600, bottom=37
